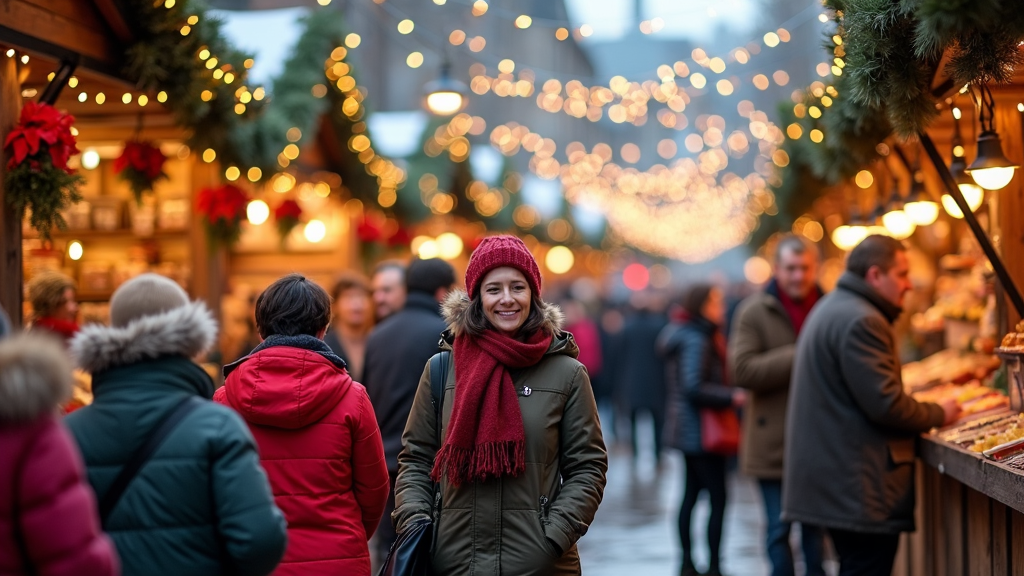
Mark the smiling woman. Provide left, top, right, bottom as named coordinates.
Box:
left=393, top=235, right=609, bottom=576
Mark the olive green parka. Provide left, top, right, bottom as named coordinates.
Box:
left=393, top=292, right=607, bottom=576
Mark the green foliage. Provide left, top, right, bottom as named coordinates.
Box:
left=832, top=0, right=1024, bottom=136
left=121, top=1, right=270, bottom=172
left=5, top=154, right=84, bottom=241
left=911, top=0, right=1002, bottom=57
left=204, top=219, right=242, bottom=250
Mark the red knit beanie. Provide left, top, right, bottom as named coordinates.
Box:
left=465, top=235, right=542, bottom=299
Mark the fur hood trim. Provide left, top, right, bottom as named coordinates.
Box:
left=71, top=301, right=217, bottom=374
left=441, top=289, right=564, bottom=338
left=0, top=333, right=72, bottom=423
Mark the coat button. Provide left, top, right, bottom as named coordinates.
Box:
left=522, top=386, right=532, bottom=396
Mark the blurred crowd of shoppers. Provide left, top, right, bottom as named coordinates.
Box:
left=1, top=232, right=960, bottom=576
left=1, top=236, right=608, bottom=576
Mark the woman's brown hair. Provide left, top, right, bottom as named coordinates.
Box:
left=462, top=293, right=550, bottom=338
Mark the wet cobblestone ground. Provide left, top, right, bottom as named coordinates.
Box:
left=578, top=446, right=770, bottom=576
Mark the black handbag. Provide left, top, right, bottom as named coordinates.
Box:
left=378, top=351, right=449, bottom=576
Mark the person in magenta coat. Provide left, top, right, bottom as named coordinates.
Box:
left=216, top=274, right=390, bottom=576
left=0, top=332, right=119, bottom=576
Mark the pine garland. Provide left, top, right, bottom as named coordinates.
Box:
left=765, top=0, right=1024, bottom=237
left=826, top=0, right=1024, bottom=136
left=119, top=0, right=274, bottom=174
left=6, top=156, right=83, bottom=239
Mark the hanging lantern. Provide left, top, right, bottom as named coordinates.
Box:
left=423, top=63, right=468, bottom=116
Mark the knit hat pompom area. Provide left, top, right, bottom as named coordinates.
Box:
left=110, top=273, right=190, bottom=328
left=465, top=235, right=543, bottom=299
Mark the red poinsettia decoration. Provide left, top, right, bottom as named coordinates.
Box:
left=4, top=102, right=79, bottom=172
left=115, top=141, right=167, bottom=203
left=3, top=102, right=83, bottom=240
left=387, top=225, right=413, bottom=248
left=356, top=216, right=383, bottom=243
left=196, top=184, right=250, bottom=248
left=273, top=199, right=303, bottom=244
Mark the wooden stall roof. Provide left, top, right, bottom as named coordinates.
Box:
left=0, top=0, right=133, bottom=81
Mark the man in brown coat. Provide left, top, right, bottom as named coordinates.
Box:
left=729, top=235, right=825, bottom=576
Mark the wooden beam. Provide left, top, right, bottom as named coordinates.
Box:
left=0, top=0, right=115, bottom=62
left=0, top=55, right=23, bottom=328
left=91, top=0, right=134, bottom=45
left=0, top=0, right=124, bottom=80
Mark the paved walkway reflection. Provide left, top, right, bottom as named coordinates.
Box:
left=578, top=446, right=769, bottom=576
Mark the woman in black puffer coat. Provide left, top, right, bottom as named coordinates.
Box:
left=658, top=284, right=744, bottom=576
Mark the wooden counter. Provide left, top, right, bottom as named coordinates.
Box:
left=893, top=435, right=1024, bottom=576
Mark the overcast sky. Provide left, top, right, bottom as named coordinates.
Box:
left=564, top=0, right=759, bottom=42
left=215, top=0, right=764, bottom=85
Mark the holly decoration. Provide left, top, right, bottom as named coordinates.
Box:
left=3, top=102, right=83, bottom=240
left=115, top=141, right=168, bottom=204
left=196, top=183, right=249, bottom=248
left=273, top=199, right=303, bottom=244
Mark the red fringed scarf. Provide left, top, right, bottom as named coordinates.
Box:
left=431, top=329, right=553, bottom=486
left=32, top=317, right=79, bottom=344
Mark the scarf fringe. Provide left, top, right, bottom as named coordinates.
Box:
left=430, top=440, right=526, bottom=486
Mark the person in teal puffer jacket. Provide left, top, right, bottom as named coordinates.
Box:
left=65, top=274, right=287, bottom=576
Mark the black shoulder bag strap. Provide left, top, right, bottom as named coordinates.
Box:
left=99, top=395, right=202, bottom=526
left=427, top=350, right=450, bottom=551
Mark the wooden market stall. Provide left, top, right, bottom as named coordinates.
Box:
left=0, top=0, right=234, bottom=331
left=765, top=4, right=1024, bottom=574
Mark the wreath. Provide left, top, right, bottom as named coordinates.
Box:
left=3, top=102, right=83, bottom=240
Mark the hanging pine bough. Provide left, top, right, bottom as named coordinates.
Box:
left=3, top=103, right=84, bottom=240
left=826, top=0, right=1024, bottom=137
left=762, top=0, right=1024, bottom=240
left=119, top=0, right=275, bottom=175
left=115, top=141, right=168, bottom=205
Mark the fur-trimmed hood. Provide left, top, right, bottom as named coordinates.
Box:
left=441, top=289, right=565, bottom=338
left=0, top=333, right=72, bottom=424
left=70, top=301, right=217, bottom=374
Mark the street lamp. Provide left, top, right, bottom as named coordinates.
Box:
left=423, top=63, right=468, bottom=116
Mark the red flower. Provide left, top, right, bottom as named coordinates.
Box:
left=357, top=217, right=383, bottom=243
left=387, top=226, right=413, bottom=247
left=3, top=102, right=79, bottom=173
left=274, top=199, right=303, bottom=221
left=115, top=141, right=167, bottom=180
left=197, top=184, right=249, bottom=224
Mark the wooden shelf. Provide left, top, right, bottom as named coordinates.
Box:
left=24, top=228, right=190, bottom=241
left=76, top=290, right=114, bottom=302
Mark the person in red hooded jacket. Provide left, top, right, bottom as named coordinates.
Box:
left=0, top=332, right=119, bottom=576
left=215, top=274, right=389, bottom=576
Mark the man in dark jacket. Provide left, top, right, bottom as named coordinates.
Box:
left=619, top=294, right=668, bottom=463
left=362, top=257, right=455, bottom=562
left=783, top=236, right=958, bottom=576
left=65, top=274, right=287, bottom=576
left=729, top=235, right=825, bottom=576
